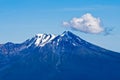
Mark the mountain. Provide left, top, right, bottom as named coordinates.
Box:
left=0, top=31, right=120, bottom=80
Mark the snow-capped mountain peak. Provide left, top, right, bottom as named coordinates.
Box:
left=0, top=31, right=120, bottom=80
left=61, top=31, right=71, bottom=37
left=34, top=33, right=56, bottom=46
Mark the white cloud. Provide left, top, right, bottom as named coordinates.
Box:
left=63, top=13, right=104, bottom=34
left=63, top=22, right=70, bottom=27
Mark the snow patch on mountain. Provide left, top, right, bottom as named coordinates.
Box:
left=34, top=34, right=56, bottom=46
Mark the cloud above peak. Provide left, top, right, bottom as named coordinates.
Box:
left=63, top=13, right=104, bottom=34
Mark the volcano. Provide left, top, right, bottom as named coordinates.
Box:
left=0, top=31, right=120, bottom=80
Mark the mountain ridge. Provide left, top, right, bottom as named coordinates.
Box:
left=1, top=31, right=118, bottom=54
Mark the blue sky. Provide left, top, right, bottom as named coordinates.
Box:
left=0, top=0, right=120, bottom=52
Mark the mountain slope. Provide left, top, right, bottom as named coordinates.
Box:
left=0, top=31, right=120, bottom=80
